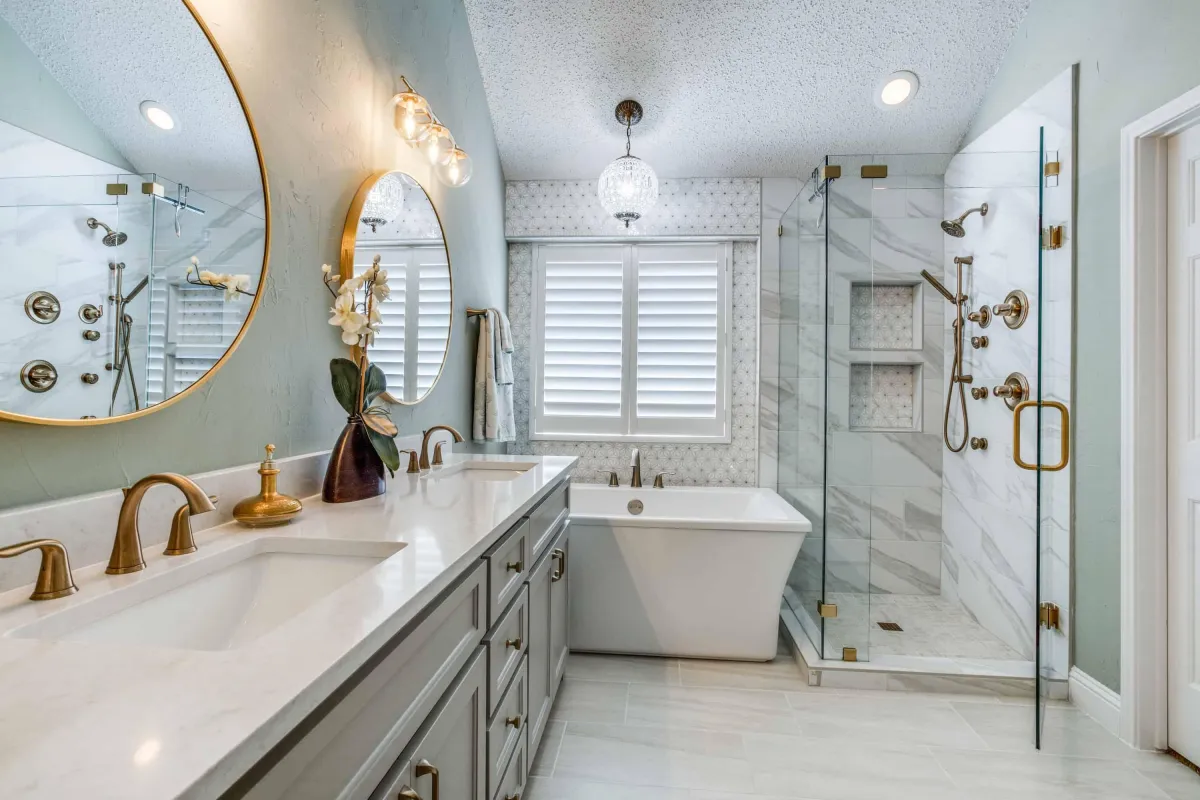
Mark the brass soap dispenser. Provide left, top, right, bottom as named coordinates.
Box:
left=233, top=445, right=304, bottom=527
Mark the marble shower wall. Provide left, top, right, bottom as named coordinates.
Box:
left=821, top=162, right=948, bottom=604
left=940, top=69, right=1074, bottom=674
left=505, top=178, right=760, bottom=486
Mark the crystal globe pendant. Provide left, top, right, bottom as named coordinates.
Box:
left=598, top=100, right=658, bottom=227
left=360, top=171, right=406, bottom=232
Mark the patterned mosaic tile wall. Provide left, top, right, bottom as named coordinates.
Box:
left=849, top=284, right=917, bottom=350
left=849, top=364, right=919, bottom=430
left=507, top=241, right=759, bottom=485
left=505, top=178, right=760, bottom=238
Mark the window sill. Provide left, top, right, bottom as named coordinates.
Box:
left=529, top=431, right=732, bottom=445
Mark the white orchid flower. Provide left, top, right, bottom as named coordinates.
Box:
left=329, top=292, right=358, bottom=329
left=321, top=263, right=332, bottom=274
left=225, top=274, right=251, bottom=301
left=190, top=256, right=200, bottom=266
left=342, top=328, right=362, bottom=346
left=198, top=270, right=221, bottom=285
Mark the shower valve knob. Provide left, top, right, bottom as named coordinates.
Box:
left=967, top=305, right=991, bottom=328
left=78, top=304, right=103, bottom=323
left=971, top=336, right=989, bottom=349
left=971, top=387, right=988, bottom=400
left=80, top=373, right=99, bottom=385
left=970, top=437, right=989, bottom=450
left=993, top=384, right=1024, bottom=399
left=82, top=330, right=100, bottom=341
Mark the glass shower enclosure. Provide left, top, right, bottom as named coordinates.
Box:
left=776, top=141, right=1070, bottom=746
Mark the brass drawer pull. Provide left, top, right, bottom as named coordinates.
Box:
left=551, top=547, right=567, bottom=582
left=506, top=715, right=522, bottom=728
left=1013, top=400, right=1070, bottom=472
left=506, top=560, right=523, bottom=573
left=505, top=637, right=523, bottom=650
left=415, top=759, right=440, bottom=800
left=504, top=794, right=521, bottom=800
left=398, top=788, right=422, bottom=800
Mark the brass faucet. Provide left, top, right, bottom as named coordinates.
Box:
left=0, top=539, right=77, bottom=600
left=419, top=425, right=464, bottom=470
left=108, top=473, right=215, bottom=574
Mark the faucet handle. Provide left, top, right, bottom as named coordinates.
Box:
left=164, top=494, right=218, bottom=556
left=433, top=441, right=449, bottom=466
left=604, top=470, right=621, bottom=487
left=399, top=449, right=420, bottom=474
left=652, top=471, right=676, bottom=489
left=0, top=539, right=78, bottom=601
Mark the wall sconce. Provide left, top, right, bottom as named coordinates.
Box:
left=392, top=76, right=473, bottom=188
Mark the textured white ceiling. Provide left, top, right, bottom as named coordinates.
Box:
left=0, top=0, right=260, bottom=192
left=464, top=0, right=1032, bottom=179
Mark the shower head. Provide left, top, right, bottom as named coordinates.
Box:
left=941, top=203, right=988, bottom=238
left=86, top=217, right=128, bottom=247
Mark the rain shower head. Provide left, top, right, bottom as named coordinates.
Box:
left=941, top=203, right=988, bottom=238
left=86, top=217, right=127, bottom=247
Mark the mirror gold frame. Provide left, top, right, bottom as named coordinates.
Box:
left=0, top=0, right=271, bottom=427
left=339, top=171, right=453, bottom=406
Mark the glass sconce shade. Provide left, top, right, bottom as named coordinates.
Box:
left=421, top=123, right=455, bottom=166
left=360, top=171, right=406, bottom=232
left=393, top=91, right=432, bottom=144
left=598, top=154, right=659, bottom=227
left=436, top=148, right=473, bottom=187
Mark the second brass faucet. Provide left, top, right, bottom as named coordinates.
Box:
left=108, top=473, right=215, bottom=574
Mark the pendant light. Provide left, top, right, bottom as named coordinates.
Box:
left=598, top=100, right=658, bottom=227
left=360, top=171, right=405, bottom=232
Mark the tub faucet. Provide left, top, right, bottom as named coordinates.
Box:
left=630, top=448, right=642, bottom=488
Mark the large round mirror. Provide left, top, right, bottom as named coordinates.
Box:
left=0, top=0, right=268, bottom=425
left=340, top=171, right=451, bottom=405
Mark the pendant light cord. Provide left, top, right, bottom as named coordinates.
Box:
left=626, top=118, right=632, bottom=156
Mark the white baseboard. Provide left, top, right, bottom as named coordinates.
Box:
left=1069, top=666, right=1121, bottom=737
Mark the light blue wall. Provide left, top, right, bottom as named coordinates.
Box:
left=964, top=0, right=1200, bottom=692
left=0, top=0, right=507, bottom=510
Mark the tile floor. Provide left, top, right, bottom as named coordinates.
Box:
left=793, top=590, right=1023, bottom=660
left=527, top=647, right=1200, bottom=800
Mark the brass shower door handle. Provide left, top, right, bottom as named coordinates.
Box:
left=1012, top=400, right=1070, bottom=471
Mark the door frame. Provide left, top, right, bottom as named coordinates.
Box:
left=1119, top=83, right=1200, bottom=750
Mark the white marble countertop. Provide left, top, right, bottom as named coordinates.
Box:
left=0, top=454, right=576, bottom=800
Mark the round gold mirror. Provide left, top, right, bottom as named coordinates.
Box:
left=0, top=0, right=268, bottom=425
left=340, top=171, right=452, bottom=405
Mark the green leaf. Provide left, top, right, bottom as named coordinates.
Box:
left=364, top=424, right=400, bottom=477
left=362, top=407, right=398, bottom=437
left=363, top=363, right=388, bottom=408
left=329, top=358, right=360, bottom=416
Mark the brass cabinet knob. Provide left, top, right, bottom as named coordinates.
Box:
left=505, top=637, right=523, bottom=650
left=398, top=789, right=422, bottom=800
left=506, top=560, right=523, bottom=573
left=506, top=715, right=522, bottom=728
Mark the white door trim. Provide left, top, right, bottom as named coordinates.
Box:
left=1119, top=82, right=1200, bottom=750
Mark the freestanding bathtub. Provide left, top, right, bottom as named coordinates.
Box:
left=569, top=485, right=810, bottom=661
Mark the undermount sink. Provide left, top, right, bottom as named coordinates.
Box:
left=8, top=537, right=405, bottom=651
left=427, top=461, right=537, bottom=482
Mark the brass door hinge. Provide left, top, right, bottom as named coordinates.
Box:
left=1044, top=161, right=1061, bottom=177
left=778, top=224, right=784, bottom=237
left=1042, top=225, right=1064, bottom=250
left=842, top=647, right=858, bottom=662
left=817, top=602, right=838, bottom=619
left=820, top=165, right=842, bottom=182
left=1044, top=151, right=1061, bottom=187
left=861, top=164, right=888, bottom=179
left=1039, top=602, right=1061, bottom=631
left=105, top=183, right=129, bottom=196
left=141, top=182, right=165, bottom=197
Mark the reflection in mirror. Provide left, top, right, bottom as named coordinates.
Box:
left=343, top=172, right=451, bottom=405
left=0, top=0, right=267, bottom=423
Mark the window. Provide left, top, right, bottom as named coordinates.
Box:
left=531, top=242, right=731, bottom=442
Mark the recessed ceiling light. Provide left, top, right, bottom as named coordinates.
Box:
left=877, top=71, right=919, bottom=108
left=139, top=101, right=176, bottom=131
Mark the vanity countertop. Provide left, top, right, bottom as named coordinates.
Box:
left=0, top=454, right=576, bottom=800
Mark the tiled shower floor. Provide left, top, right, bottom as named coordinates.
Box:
left=525, top=650, right=1198, bottom=799
left=792, top=590, right=1022, bottom=661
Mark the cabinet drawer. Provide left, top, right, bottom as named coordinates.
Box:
left=238, top=564, right=486, bottom=800
left=528, top=481, right=569, bottom=562
left=493, top=724, right=527, bottom=800
left=486, top=656, right=528, bottom=798
left=482, top=585, right=528, bottom=717
left=486, top=521, right=529, bottom=627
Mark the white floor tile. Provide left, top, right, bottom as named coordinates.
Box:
left=567, top=653, right=682, bottom=685
left=1134, top=757, right=1200, bottom=800
left=627, top=683, right=802, bottom=735
left=930, top=746, right=1174, bottom=799
left=530, top=720, right=565, bottom=777
left=786, top=690, right=989, bottom=748
left=678, top=655, right=810, bottom=691
left=548, top=678, right=629, bottom=724
left=527, top=775, right=691, bottom=799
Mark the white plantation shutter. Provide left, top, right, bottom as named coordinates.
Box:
left=145, top=279, right=246, bottom=405
left=534, top=244, right=627, bottom=435
left=417, top=252, right=451, bottom=395
left=531, top=242, right=730, bottom=442
left=633, top=244, right=727, bottom=437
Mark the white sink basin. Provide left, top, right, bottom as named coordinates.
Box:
left=8, top=537, right=405, bottom=651
left=427, top=461, right=537, bottom=482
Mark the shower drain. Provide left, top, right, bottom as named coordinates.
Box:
left=877, top=622, right=903, bottom=632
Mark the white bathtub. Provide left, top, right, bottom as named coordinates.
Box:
left=568, top=485, right=810, bottom=661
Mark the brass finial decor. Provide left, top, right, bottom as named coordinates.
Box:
left=233, top=445, right=304, bottom=527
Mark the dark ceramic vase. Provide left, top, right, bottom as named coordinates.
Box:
left=322, top=416, right=386, bottom=503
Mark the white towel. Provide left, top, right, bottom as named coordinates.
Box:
left=473, top=307, right=515, bottom=442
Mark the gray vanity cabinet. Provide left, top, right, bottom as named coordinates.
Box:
left=525, top=520, right=570, bottom=753
left=371, top=650, right=487, bottom=800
